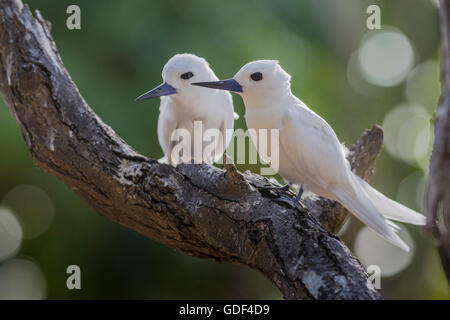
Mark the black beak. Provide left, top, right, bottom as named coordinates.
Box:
left=191, top=78, right=243, bottom=93
left=135, top=82, right=176, bottom=101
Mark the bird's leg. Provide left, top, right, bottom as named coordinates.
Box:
left=297, top=185, right=305, bottom=199
left=273, top=185, right=304, bottom=209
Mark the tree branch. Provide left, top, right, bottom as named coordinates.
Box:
left=426, top=0, right=450, bottom=284
left=0, top=0, right=382, bottom=299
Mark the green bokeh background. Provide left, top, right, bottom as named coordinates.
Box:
left=0, top=0, right=449, bottom=299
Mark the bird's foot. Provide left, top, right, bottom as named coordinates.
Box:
left=260, top=184, right=291, bottom=192
left=273, top=196, right=305, bottom=209
left=272, top=185, right=305, bottom=209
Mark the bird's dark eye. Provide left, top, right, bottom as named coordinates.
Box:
left=181, top=72, right=194, bottom=80
left=250, top=72, right=263, bottom=81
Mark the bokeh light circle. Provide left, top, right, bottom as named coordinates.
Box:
left=355, top=226, right=415, bottom=277
left=0, top=258, right=47, bottom=300
left=382, top=103, right=432, bottom=166
left=358, top=29, right=415, bottom=87
left=346, top=51, right=380, bottom=96
left=397, top=171, right=426, bottom=213
left=0, top=206, right=22, bottom=262
left=405, top=60, right=440, bottom=111
left=2, top=185, right=54, bottom=239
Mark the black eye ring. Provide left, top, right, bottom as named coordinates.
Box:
left=250, top=72, right=263, bottom=81
left=181, top=72, right=194, bottom=80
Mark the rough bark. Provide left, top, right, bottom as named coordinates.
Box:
left=426, top=0, right=450, bottom=284
left=0, top=0, right=383, bottom=299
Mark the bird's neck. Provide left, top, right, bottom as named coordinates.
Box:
left=243, top=88, right=293, bottom=112
left=168, top=91, right=213, bottom=113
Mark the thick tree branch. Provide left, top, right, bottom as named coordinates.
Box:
left=426, top=0, right=450, bottom=284
left=0, top=0, right=382, bottom=299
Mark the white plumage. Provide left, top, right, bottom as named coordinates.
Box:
left=136, top=53, right=236, bottom=165
left=193, top=60, right=425, bottom=252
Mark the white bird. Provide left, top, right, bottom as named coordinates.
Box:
left=192, top=60, right=425, bottom=252
left=136, top=53, right=237, bottom=165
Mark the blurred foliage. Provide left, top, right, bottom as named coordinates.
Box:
left=0, top=0, right=448, bottom=299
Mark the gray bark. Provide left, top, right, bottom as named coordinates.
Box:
left=0, top=0, right=382, bottom=299
left=426, top=0, right=450, bottom=284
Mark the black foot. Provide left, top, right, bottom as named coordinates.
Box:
left=273, top=196, right=299, bottom=208
left=260, top=184, right=290, bottom=192
left=273, top=186, right=305, bottom=209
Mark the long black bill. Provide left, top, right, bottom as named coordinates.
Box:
left=135, top=82, right=176, bottom=101
left=191, top=78, right=243, bottom=93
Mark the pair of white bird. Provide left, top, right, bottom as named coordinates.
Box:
left=136, top=53, right=425, bottom=252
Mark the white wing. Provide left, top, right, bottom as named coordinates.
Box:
left=213, top=92, right=235, bottom=163
left=157, top=98, right=178, bottom=165
left=279, top=101, right=350, bottom=193
left=356, top=176, right=425, bottom=225
left=279, top=101, right=408, bottom=251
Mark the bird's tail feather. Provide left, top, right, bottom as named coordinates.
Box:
left=333, top=175, right=410, bottom=252
left=354, top=175, right=425, bottom=225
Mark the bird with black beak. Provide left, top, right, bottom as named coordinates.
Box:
left=192, top=60, right=425, bottom=252
left=136, top=53, right=237, bottom=165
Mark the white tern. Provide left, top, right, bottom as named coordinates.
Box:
left=136, top=53, right=237, bottom=165
left=192, top=60, right=425, bottom=251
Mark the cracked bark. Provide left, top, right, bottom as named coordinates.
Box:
left=426, top=0, right=450, bottom=284
left=0, top=0, right=383, bottom=299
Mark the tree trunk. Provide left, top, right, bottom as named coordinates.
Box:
left=426, top=0, right=450, bottom=284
